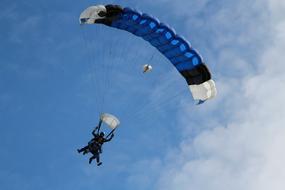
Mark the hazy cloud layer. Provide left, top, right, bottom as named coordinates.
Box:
left=153, top=0, right=285, bottom=189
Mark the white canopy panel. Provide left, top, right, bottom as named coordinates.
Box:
left=100, top=113, right=120, bottom=129
left=79, top=5, right=106, bottom=24
left=189, top=79, right=217, bottom=101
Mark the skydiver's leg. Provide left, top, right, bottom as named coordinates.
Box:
left=96, top=153, right=102, bottom=166
left=99, top=146, right=102, bottom=153
left=77, top=145, right=89, bottom=154
left=89, top=155, right=96, bottom=164
left=83, top=149, right=89, bottom=155
left=88, top=152, right=102, bottom=166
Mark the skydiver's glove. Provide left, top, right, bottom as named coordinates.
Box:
left=111, top=134, right=114, bottom=138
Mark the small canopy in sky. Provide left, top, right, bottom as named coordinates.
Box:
left=100, top=113, right=120, bottom=130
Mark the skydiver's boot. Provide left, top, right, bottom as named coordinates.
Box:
left=97, top=162, right=102, bottom=166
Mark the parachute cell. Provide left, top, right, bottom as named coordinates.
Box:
left=80, top=4, right=217, bottom=102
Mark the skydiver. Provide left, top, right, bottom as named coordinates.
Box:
left=77, top=126, right=100, bottom=155
left=88, top=132, right=114, bottom=165
left=77, top=128, right=115, bottom=166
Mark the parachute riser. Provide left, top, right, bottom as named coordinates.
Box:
left=96, top=119, right=103, bottom=133
left=106, top=128, right=116, bottom=139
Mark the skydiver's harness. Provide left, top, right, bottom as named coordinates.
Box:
left=88, top=119, right=116, bottom=154
left=87, top=138, right=100, bottom=155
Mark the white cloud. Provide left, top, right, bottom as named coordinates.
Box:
left=153, top=0, right=285, bottom=190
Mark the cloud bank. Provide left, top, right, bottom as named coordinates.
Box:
left=154, top=0, right=285, bottom=189
left=124, top=0, right=285, bottom=189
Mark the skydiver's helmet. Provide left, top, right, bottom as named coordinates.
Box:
left=100, top=132, right=105, bottom=137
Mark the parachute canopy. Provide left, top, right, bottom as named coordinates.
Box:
left=100, top=113, right=120, bottom=129
left=80, top=4, right=217, bottom=102
left=143, top=64, right=152, bottom=73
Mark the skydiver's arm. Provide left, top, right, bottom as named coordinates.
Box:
left=92, top=128, right=98, bottom=137
left=104, top=134, right=114, bottom=142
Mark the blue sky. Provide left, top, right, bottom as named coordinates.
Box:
left=1, top=0, right=285, bottom=190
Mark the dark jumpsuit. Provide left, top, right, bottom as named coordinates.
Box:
left=78, top=129, right=114, bottom=165
left=88, top=135, right=113, bottom=164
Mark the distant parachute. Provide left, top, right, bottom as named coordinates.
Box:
left=80, top=4, right=217, bottom=102
left=143, top=64, right=152, bottom=73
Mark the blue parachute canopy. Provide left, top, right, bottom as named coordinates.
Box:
left=80, top=4, right=217, bottom=102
